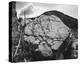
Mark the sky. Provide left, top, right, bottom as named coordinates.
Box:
left=16, top=2, right=78, bottom=18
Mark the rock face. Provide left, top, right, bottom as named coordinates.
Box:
left=12, top=10, right=78, bottom=62
left=23, top=14, right=70, bottom=57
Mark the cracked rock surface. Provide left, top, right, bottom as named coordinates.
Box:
left=12, top=10, right=78, bottom=62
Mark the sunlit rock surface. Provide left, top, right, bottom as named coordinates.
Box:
left=23, top=14, right=71, bottom=57
left=12, top=9, right=78, bottom=62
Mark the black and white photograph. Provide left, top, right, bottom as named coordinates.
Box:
left=9, top=1, right=78, bottom=63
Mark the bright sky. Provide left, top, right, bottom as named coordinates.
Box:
left=16, top=2, right=78, bottom=18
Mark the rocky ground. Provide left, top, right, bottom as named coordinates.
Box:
left=11, top=9, right=78, bottom=62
